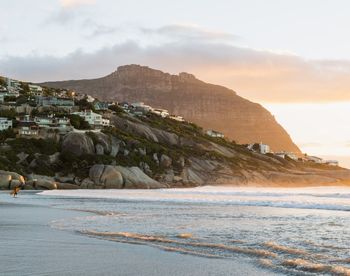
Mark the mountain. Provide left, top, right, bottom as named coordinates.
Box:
left=42, top=64, right=301, bottom=153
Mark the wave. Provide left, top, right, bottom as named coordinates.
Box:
left=82, top=230, right=278, bottom=258
left=263, top=241, right=309, bottom=256
left=281, top=258, right=350, bottom=275
left=40, top=187, right=350, bottom=212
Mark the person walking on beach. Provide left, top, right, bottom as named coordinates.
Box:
left=10, top=186, right=21, bottom=198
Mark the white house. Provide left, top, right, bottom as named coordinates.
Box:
left=248, top=142, right=270, bottom=154
left=151, top=108, right=170, bottom=118
left=206, top=130, right=225, bottom=138
left=306, top=156, right=324, bottom=164
left=130, top=102, right=153, bottom=115
left=169, top=115, right=185, bottom=122
left=73, top=110, right=110, bottom=128
left=28, top=84, right=43, bottom=96
left=34, top=116, right=70, bottom=129
left=6, top=78, right=21, bottom=96
left=86, top=95, right=95, bottom=103
left=325, top=160, right=339, bottom=166
left=16, top=122, right=39, bottom=138
left=259, top=143, right=271, bottom=154
left=0, top=117, right=12, bottom=131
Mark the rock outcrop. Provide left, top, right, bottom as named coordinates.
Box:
left=89, top=165, right=124, bottom=189
left=42, top=64, right=300, bottom=153
left=61, top=132, right=95, bottom=156
left=0, top=170, right=25, bottom=190
left=116, top=166, right=166, bottom=189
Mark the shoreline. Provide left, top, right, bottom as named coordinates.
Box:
left=0, top=196, right=275, bottom=276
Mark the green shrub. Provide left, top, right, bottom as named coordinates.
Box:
left=68, top=114, right=91, bottom=130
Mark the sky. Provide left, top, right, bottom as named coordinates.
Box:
left=0, top=0, right=349, bottom=167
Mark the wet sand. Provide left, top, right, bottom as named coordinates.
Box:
left=0, top=201, right=275, bottom=276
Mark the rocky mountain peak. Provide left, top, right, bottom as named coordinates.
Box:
left=110, top=64, right=169, bottom=81
left=178, top=72, right=198, bottom=82
left=41, top=65, right=301, bottom=153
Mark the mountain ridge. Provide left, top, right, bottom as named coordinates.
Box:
left=41, top=64, right=301, bottom=153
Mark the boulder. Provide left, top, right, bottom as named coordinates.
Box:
left=95, top=144, right=104, bottom=155
left=173, top=176, right=183, bottom=182
left=101, top=166, right=124, bottom=189
left=139, top=162, right=152, bottom=175
left=89, top=165, right=124, bottom=189
left=160, top=154, right=172, bottom=168
left=55, top=174, right=75, bottom=184
left=92, top=132, right=111, bottom=154
left=110, top=137, right=120, bottom=157
left=49, top=152, right=60, bottom=164
left=80, top=178, right=95, bottom=189
left=89, top=165, right=105, bottom=184
left=163, top=169, right=175, bottom=183
left=35, top=179, right=57, bottom=190
left=0, top=174, right=11, bottom=190
left=28, top=175, right=57, bottom=190
left=61, top=132, right=95, bottom=156
left=0, top=170, right=25, bottom=184
left=181, top=168, right=204, bottom=185
left=115, top=166, right=166, bottom=189
left=56, top=183, right=80, bottom=190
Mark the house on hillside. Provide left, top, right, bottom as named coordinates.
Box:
left=16, top=121, right=39, bottom=138
left=0, top=117, right=12, bottom=131
left=169, top=115, right=185, bottom=122
left=130, top=102, right=153, bottom=116
left=93, top=101, right=109, bottom=111
left=34, top=116, right=71, bottom=130
left=305, top=156, right=324, bottom=164
left=72, top=110, right=110, bottom=128
left=150, top=108, right=170, bottom=118
left=325, top=160, right=339, bottom=166
left=28, top=84, right=44, bottom=96
left=206, top=130, right=225, bottom=138
left=248, top=142, right=270, bottom=154
left=119, top=102, right=130, bottom=110
left=35, top=96, right=74, bottom=107
left=7, top=78, right=21, bottom=92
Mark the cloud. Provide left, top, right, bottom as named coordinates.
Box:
left=47, top=9, right=78, bottom=25
left=2, top=24, right=350, bottom=103
left=60, top=0, right=96, bottom=8
left=82, top=19, right=120, bottom=38
left=142, top=24, right=238, bottom=42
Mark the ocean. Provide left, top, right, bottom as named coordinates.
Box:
left=2, top=186, right=350, bottom=275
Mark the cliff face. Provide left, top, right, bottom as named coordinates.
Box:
left=42, top=65, right=300, bottom=153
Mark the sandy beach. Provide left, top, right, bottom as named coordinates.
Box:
left=0, top=194, right=274, bottom=276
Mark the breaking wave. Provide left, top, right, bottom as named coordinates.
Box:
left=40, top=186, right=350, bottom=211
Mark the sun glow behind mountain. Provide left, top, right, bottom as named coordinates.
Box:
left=265, top=102, right=350, bottom=168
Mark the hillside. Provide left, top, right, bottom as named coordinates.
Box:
left=41, top=65, right=301, bottom=153
left=1, top=106, right=350, bottom=190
